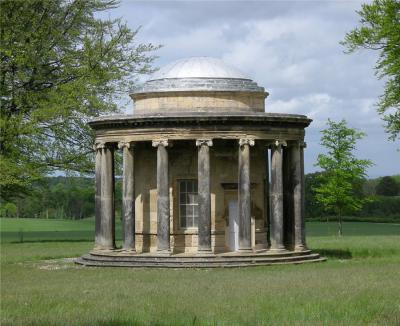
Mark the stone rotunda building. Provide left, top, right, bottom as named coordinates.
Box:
left=77, top=57, right=325, bottom=267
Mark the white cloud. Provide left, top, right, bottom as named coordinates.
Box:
left=108, top=0, right=399, bottom=177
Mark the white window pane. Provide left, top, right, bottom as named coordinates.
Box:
left=188, top=193, right=196, bottom=204
left=179, top=179, right=199, bottom=228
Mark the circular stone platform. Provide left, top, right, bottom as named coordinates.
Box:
left=75, top=250, right=325, bottom=268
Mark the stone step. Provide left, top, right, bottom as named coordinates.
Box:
left=89, top=249, right=313, bottom=259
left=81, top=252, right=321, bottom=264
left=75, top=256, right=326, bottom=268
left=75, top=252, right=325, bottom=268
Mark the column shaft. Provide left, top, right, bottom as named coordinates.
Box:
left=283, top=146, right=294, bottom=248
left=94, top=143, right=102, bottom=249
left=238, top=139, right=254, bottom=251
left=197, top=140, right=212, bottom=252
left=99, top=144, right=115, bottom=249
left=264, top=148, right=271, bottom=248
left=270, top=142, right=285, bottom=251
left=155, top=141, right=170, bottom=252
left=299, top=143, right=307, bottom=249
left=121, top=142, right=135, bottom=251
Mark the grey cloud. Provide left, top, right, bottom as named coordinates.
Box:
left=107, top=0, right=399, bottom=177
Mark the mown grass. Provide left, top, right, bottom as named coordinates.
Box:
left=1, top=219, right=400, bottom=325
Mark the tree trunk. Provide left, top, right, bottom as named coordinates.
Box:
left=338, top=211, right=342, bottom=237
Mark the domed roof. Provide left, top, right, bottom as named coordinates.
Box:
left=132, top=56, right=265, bottom=95
left=148, top=57, right=250, bottom=81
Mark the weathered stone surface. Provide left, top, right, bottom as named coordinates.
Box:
left=132, top=91, right=267, bottom=114
left=298, top=142, right=307, bottom=250
left=133, top=77, right=265, bottom=94
left=197, top=139, right=212, bottom=252
left=283, top=145, right=294, bottom=249
left=119, top=141, right=136, bottom=251
left=270, top=141, right=285, bottom=251
left=264, top=148, right=270, bottom=248
left=238, top=138, right=254, bottom=251
left=94, top=142, right=103, bottom=249
left=98, top=144, right=115, bottom=250
left=153, top=140, right=171, bottom=252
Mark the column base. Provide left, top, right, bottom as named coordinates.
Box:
left=157, top=249, right=172, bottom=256
left=91, top=248, right=115, bottom=255
left=196, top=249, right=215, bottom=256
left=268, top=247, right=287, bottom=253
left=121, top=248, right=137, bottom=254
left=294, top=245, right=308, bottom=252
left=93, top=245, right=115, bottom=252
left=237, top=248, right=254, bottom=253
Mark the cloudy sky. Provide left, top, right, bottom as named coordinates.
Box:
left=106, top=0, right=398, bottom=177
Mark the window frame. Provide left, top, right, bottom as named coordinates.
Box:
left=178, top=179, right=199, bottom=229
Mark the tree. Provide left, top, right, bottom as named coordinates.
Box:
left=376, top=176, right=400, bottom=196
left=341, top=0, right=400, bottom=141
left=0, top=0, right=159, bottom=200
left=313, top=119, right=373, bottom=236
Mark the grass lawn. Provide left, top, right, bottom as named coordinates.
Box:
left=1, top=219, right=400, bottom=325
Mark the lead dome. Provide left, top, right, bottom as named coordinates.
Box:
left=131, top=57, right=268, bottom=115
left=149, top=57, right=250, bottom=80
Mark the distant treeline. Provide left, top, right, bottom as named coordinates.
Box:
left=0, top=177, right=121, bottom=220
left=306, top=174, right=400, bottom=222
left=1, top=175, right=399, bottom=221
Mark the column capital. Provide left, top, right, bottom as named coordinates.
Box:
left=239, top=138, right=255, bottom=147
left=196, top=139, right=213, bottom=147
left=299, top=140, right=307, bottom=148
left=93, top=141, right=106, bottom=151
left=118, top=141, right=134, bottom=150
left=269, top=140, right=287, bottom=148
left=152, top=139, right=169, bottom=147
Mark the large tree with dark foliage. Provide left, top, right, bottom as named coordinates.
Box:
left=0, top=0, right=159, bottom=200
left=376, top=176, right=400, bottom=196
left=341, top=0, right=400, bottom=141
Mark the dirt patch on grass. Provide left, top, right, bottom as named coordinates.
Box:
left=35, top=257, right=81, bottom=270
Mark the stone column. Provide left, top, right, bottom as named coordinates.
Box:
left=238, top=138, right=255, bottom=252
left=270, top=140, right=286, bottom=252
left=152, top=139, right=170, bottom=253
left=264, top=147, right=271, bottom=248
left=98, top=142, right=115, bottom=250
left=196, top=139, right=213, bottom=253
left=283, top=145, right=294, bottom=248
left=294, top=141, right=307, bottom=251
left=118, top=141, right=136, bottom=252
left=94, top=142, right=103, bottom=249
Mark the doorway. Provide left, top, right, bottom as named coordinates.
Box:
left=228, top=200, right=239, bottom=251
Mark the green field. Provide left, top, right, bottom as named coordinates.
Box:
left=1, top=218, right=400, bottom=325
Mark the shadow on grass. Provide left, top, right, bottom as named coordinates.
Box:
left=314, top=248, right=352, bottom=259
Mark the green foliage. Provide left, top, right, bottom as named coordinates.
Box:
left=305, top=172, right=326, bottom=218
left=0, top=0, right=159, bottom=200
left=360, top=195, right=400, bottom=217
left=0, top=202, right=17, bottom=217
left=306, top=173, right=400, bottom=221
left=375, top=175, right=400, bottom=195
left=314, top=119, right=373, bottom=235
left=341, top=0, right=400, bottom=141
